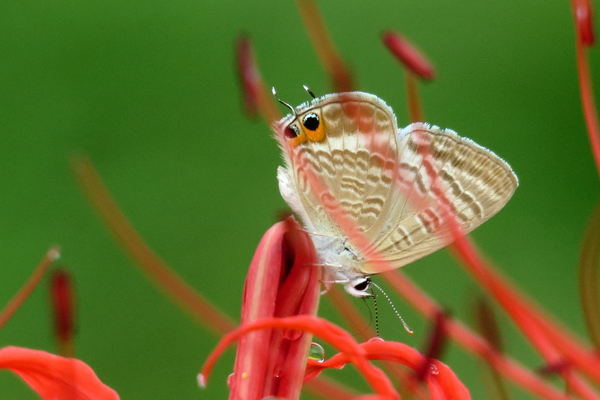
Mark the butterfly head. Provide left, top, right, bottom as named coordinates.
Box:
left=344, top=276, right=373, bottom=298
left=272, top=86, right=328, bottom=148
left=282, top=110, right=325, bottom=147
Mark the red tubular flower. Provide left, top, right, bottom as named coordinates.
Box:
left=0, top=346, right=119, bottom=400
left=202, top=315, right=471, bottom=400
left=221, top=217, right=321, bottom=400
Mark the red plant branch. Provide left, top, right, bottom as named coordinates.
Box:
left=0, top=247, right=60, bottom=330
left=72, top=155, right=236, bottom=336
left=295, top=0, right=354, bottom=92
left=570, top=0, right=600, bottom=177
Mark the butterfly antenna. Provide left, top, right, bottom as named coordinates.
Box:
left=272, top=87, right=296, bottom=116
left=369, top=287, right=380, bottom=337
left=370, top=281, right=413, bottom=334
left=303, top=85, right=316, bottom=99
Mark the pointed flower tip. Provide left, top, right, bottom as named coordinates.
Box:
left=197, top=373, right=207, bottom=388
left=574, top=0, right=596, bottom=46
left=382, top=30, right=436, bottom=80
left=47, top=247, right=61, bottom=261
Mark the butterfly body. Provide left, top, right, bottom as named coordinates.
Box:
left=273, top=91, right=518, bottom=297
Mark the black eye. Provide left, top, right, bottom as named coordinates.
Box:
left=285, top=124, right=300, bottom=139
left=354, top=279, right=370, bottom=292
left=302, top=113, right=319, bottom=131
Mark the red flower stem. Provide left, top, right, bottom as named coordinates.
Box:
left=295, top=0, right=354, bottom=92
left=72, top=156, right=236, bottom=336
left=201, top=316, right=401, bottom=400
left=326, top=286, right=430, bottom=400
left=405, top=71, right=424, bottom=123
left=305, top=340, right=470, bottom=399
left=0, top=247, right=60, bottom=330
left=73, top=156, right=356, bottom=397
left=575, top=36, right=600, bottom=178
left=383, top=271, right=570, bottom=400
left=450, top=234, right=600, bottom=384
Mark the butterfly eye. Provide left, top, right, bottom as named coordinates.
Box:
left=285, top=124, right=300, bottom=139
left=353, top=278, right=370, bottom=292
left=302, top=113, right=320, bottom=131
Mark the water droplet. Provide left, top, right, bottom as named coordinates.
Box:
left=430, top=364, right=439, bottom=375
left=283, top=328, right=302, bottom=340
left=368, top=336, right=385, bottom=342
left=227, top=373, right=235, bottom=387
left=308, top=342, right=325, bottom=362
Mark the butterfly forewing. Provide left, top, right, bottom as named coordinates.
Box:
left=280, top=93, right=401, bottom=244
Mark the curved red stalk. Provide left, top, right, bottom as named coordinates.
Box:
left=50, top=269, right=76, bottom=357
left=305, top=339, right=470, bottom=400
left=201, top=316, right=401, bottom=400
left=0, top=346, right=119, bottom=400
left=73, top=154, right=358, bottom=398
left=295, top=0, right=354, bottom=91
left=570, top=0, right=600, bottom=177
left=0, top=247, right=60, bottom=330
left=325, top=287, right=431, bottom=400
left=72, top=156, right=236, bottom=336
left=382, top=271, right=570, bottom=400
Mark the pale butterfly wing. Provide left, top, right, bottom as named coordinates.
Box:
left=274, top=91, right=518, bottom=276
left=361, top=123, right=518, bottom=274
left=276, top=92, right=401, bottom=246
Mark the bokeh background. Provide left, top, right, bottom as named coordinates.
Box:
left=1, top=0, right=599, bottom=399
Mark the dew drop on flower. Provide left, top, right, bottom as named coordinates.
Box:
left=227, top=372, right=235, bottom=387
left=430, top=364, right=439, bottom=375
left=308, top=342, right=325, bottom=362
left=368, top=336, right=385, bottom=342
left=283, top=328, right=302, bottom=340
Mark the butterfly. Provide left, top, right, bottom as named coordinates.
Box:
left=272, top=89, right=518, bottom=297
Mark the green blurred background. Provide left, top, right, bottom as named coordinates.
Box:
left=1, top=0, right=599, bottom=398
